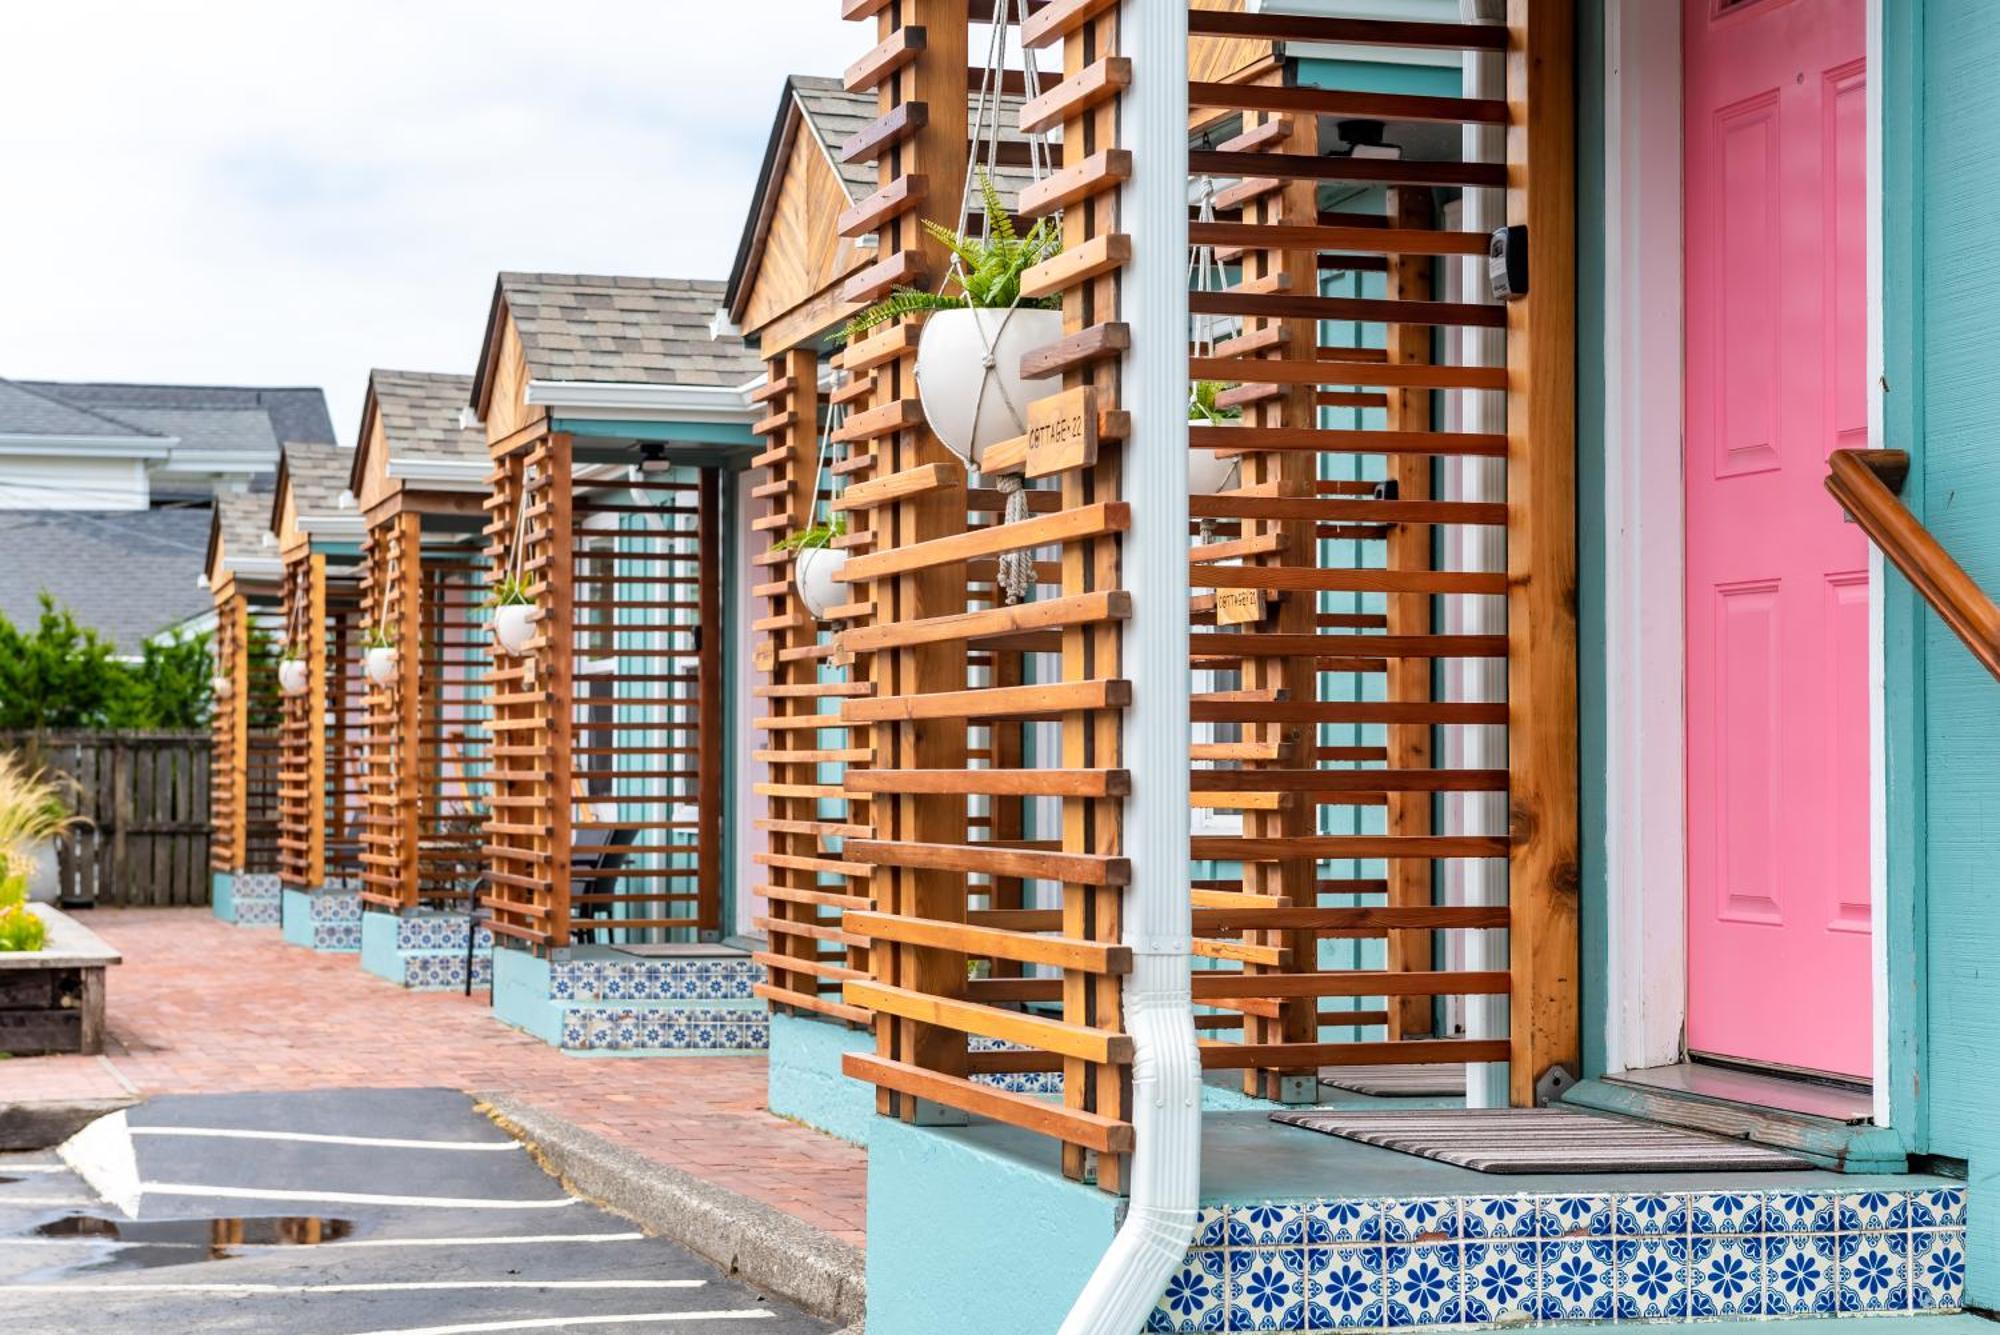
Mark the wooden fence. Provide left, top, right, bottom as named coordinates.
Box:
left=0, top=731, right=214, bottom=907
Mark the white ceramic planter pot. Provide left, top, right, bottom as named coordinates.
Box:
left=364, top=646, right=398, bottom=687
left=1187, top=432, right=1241, bottom=495
left=493, top=604, right=538, bottom=656
left=210, top=674, right=232, bottom=699
left=915, top=306, right=1064, bottom=469
left=794, top=545, right=850, bottom=621
left=277, top=659, right=310, bottom=696
left=26, top=841, right=60, bottom=905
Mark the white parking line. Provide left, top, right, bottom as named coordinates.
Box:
left=127, top=1127, right=522, bottom=1152
left=0, top=1280, right=709, bottom=1295
left=139, top=1183, right=581, bottom=1210
left=5, top=1232, right=651, bottom=1251
left=348, top=1314, right=776, bottom=1335
left=0, top=1197, right=98, bottom=1208
left=0, top=1164, right=71, bottom=1174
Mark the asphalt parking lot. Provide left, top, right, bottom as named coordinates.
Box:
left=0, top=1087, right=830, bottom=1334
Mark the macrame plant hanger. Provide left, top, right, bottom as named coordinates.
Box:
left=804, top=378, right=848, bottom=620
left=936, top=0, right=1054, bottom=605
left=1189, top=174, right=1238, bottom=542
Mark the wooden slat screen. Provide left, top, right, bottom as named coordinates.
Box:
left=244, top=603, right=285, bottom=875
left=481, top=434, right=726, bottom=950
left=277, top=551, right=365, bottom=892
left=750, top=351, right=876, bottom=1024
left=831, top=0, right=1141, bottom=1189
left=209, top=588, right=248, bottom=872
left=358, top=514, right=491, bottom=911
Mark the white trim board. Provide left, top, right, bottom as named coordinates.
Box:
left=1596, top=0, right=1889, bottom=1118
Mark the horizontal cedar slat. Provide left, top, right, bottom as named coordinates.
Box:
left=843, top=1052, right=1133, bottom=1153
left=844, top=980, right=1133, bottom=1065
left=846, top=839, right=1129, bottom=886
left=846, top=910, right=1131, bottom=973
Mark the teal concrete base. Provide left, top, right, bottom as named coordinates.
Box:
left=768, top=1012, right=877, bottom=1145
left=360, top=908, right=399, bottom=982
left=866, top=1116, right=1120, bottom=1335
left=279, top=886, right=361, bottom=952
left=492, top=945, right=563, bottom=1045
left=211, top=871, right=235, bottom=923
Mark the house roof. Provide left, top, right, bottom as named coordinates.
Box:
left=350, top=369, right=485, bottom=496
left=471, top=272, right=763, bottom=416
left=206, top=489, right=279, bottom=584
left=270, top=439, right=353, bottom=534
left=0, top=507, right=215, bottom=653
left=0, top=379, right=164, bottom=440
left=725, top=75, right=1043, bottom=324
left=17, top=381, right=336, bottom=450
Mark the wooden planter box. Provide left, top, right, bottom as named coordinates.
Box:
left=0, top=905, right=119, bottom=1055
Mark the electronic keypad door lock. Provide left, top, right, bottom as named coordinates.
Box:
left=1489, top=224, right=1529, bottom=301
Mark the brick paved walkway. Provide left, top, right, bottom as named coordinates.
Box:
left=2, top=908, right=867, bottom=1247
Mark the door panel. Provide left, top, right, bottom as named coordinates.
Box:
left=1683, top=0, right=1871, bottom=1079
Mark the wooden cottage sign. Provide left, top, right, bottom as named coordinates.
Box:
left=1025, top=385, right=1098, bottom=479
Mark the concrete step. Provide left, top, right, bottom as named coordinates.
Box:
left=1564, top=1075, right=1906, bottom=1174
left=557, top=997, right=768, bottom=1053
left=551, top=951, right=760, bottom=1004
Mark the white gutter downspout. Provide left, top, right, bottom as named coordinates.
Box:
left=1057, top=2, right=1199, bottom=1331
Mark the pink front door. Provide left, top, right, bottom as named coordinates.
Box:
left=1682, top=0, right=1871, bottom=1081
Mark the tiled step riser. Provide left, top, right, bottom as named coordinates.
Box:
left=559, top=1006, right=768, bottom=1053
left=395, top=952, right=493, bottom=991
left=222, top=871, right=283, bottom=927
left=1155, top=1187, right=1967, bottom=1331
left=395, top=918, right=493, bottom=953
left=232, top=897, right=282, bottom=927
left=551, top=958, right=761, bottom=1004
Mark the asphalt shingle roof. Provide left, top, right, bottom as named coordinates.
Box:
left=791, top=75, right=1040, bottom=209
left=0, top=508, right=215, bottom=653
left=212, top=490, right=276, bottom=571
left=496, top=273, right=763, bottom=388
left=370, top=369, right=485, bottom=463
left=18, top=382, right=336, bottom=449
left=277, top=440, right=353, bottom=521
left=0, top=379, right=162, bottom=439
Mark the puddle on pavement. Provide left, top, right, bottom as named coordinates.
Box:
left=27, top=1215, right=355, bottom=1273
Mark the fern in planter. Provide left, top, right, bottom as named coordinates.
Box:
left=771, top=517, right=847, bottom=554
left=1190, top=379, right=1243, bottom=424
left=362, top=624, right=397, bottom=651
left=840, top=171, right=1061, bottom=342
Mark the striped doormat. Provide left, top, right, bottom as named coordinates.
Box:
left=1319, top=1064, right=1467, bottom=1098
left=1270, top=1108, right=1810, bottom=1173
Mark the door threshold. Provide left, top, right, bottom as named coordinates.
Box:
left=1564, top=1067, right=1905, bottom=1174
left=1609, top=1061, right=1872, bottom=1124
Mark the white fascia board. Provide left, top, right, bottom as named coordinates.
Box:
left=386, top=456, right=493, bottom=491
left=522, top=379, right=760, bottom=422
left=294, top=512, right=368, bottom=540
left=0, top=433, right=177, bottom=459
left=157, top=450, right=278, bottom=473
left=224, top=556, right=285, bottom=580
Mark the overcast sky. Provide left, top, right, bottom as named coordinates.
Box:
left=0, top=2, right=857, bottom=441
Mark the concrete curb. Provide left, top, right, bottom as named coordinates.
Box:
left=476, top=1090, right=866, bottom=1330
left=0, top=1097, right=138, bottom=1151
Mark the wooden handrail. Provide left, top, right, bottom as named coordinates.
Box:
left=1825, top=449, right=2000, bottom=681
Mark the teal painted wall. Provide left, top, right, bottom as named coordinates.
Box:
left=210, top=871, right=236, bottom=924
left=866, top=1117, right=1120, bottom=1335
left=767, top=1012, right=877, bottom=1146
left=1895, top=0, right=2000, bottom=1304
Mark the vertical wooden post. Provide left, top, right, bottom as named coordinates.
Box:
left=1506, top=0, right=1580, bottom=1104
left=1384, top=186, right=1438, bottom=1041
left=696, top=465, right=725, bottom=937
left=395, top=511, right=424, bottom=909
left=547, top=438, right=577, bottom=949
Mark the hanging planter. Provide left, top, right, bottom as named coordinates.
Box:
left=277, top=651, right=309, bottom=697
left=1188, top=379, right=1245, bottom=495
left=362, top=625, right=398, bottom=687
left=211, top=673, right=233, bottom=700
left=774, top=519, right=850, bottom=622
left=843, top=172, right=1064, bottom=473
left=486, top=575, right=538, bottom=657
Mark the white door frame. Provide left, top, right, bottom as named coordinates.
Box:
left=1597, top=0, right=1890, bottom=1121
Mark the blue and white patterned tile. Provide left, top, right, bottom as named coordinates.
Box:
left=1532, top=1193, right=1615, bottom=1240
left=1618, top=1237, right=1689, bottom=1320
left=1308, top=1197, right=1381, bottom=1244
left=1232, top=1203, right=1305, bottom=1247
left=1896, top=1187, right=1966, bottom=1230
left=1842, top=1190, right=1903, bottom=1232
left=1461, top=1240, right=1537, bottom=1324
left=1537, top=1240, right=1616, bottom=1320
left=1383, top=1242, right=1462, bottom=1326
left=1153, top=1252, right=1227, bottom=1332
left=1305, top=1244, right=1385, bottom=1329
left=1192, top=1206, right=1231, bottom=1249
left=1760, top=1233, right=1837, bottom=1316
left=1689, top=1191, right=1762, bottom=1237
left=1690, top=1234, right=1762, bottom=1317
left=1226, top=1246, right=1307, bottom=1331
left=1911, top=1233, right=1966, bottom=1311
left=1762, top=1189, right=1824, bottom=1234
left=1382, top=1198, right=1460, bottom=1244
left=1838, top=1234, right=1909, bottom=1313
left=1616, top=1191, right=1687, bottom=1237
left=1461, top=1194, right=1533, bottom=1240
